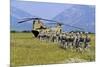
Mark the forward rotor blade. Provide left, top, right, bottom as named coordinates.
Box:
left=18, top=18, right=35, bottom=23
left=39, top=18, right=58, bottom=23
left=45, top=23, right=57, bottom=25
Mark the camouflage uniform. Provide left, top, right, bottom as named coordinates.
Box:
left=84, top=33, right=91, bottom=48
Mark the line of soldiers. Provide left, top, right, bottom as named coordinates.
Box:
left=37, top=30, right=91, bottom=50
left=58, top=32, right=91, bottom=50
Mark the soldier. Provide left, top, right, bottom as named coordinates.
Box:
left=70, top=32, right=75, bottom=47
left=64, top=32, right=70, bottom=48
left=58, top=33, right=62, bottom=43
left=72, top=32, right=77, bottom=47
left=68, top=33, right=72, bottom=47
left=38, top=29, right=45, bottom=41
left=75, top=32, right=80, bottom=48
left=50, top=32, right=56, bottom=42
left=84, top=32, right=91, bottom=48
left=55, top=23, right=62, bottom=42
left=61, top=32, right=67, bottom=48
left=79, top=32, right=84, bottom=48
left=55, top=23, right=62, bottom=34
left=44, top=27, right=51, bottom=42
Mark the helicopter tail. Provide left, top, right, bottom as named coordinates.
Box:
left=31, top=30, right=39, bottom=37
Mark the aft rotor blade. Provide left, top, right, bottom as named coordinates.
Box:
left=64, top=24, right=84, bottom=30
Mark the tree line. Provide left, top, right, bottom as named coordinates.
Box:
left=10, top=30, right=95, bottom=34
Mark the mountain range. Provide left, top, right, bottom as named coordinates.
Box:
left=10, top=1, right=95, bottom=32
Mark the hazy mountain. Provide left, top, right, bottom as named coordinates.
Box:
left=10, top=7, right=34, bottom=31
left=53, top=5, right=95, bottom=32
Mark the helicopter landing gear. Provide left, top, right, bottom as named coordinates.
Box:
left=31, top=30, right=39, bottom=37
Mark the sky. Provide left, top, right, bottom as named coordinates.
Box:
left=11, top=0, right=74, bottom=19
left=10, top=0, right=95, bottom=32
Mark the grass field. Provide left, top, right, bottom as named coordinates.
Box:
left=10, top=32, right=95, bottom=66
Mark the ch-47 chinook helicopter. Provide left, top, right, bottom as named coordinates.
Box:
left=18, top=17, right=84, bottom=37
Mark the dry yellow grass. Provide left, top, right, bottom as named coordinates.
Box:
left=10, top=33, right=95, bottom=66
